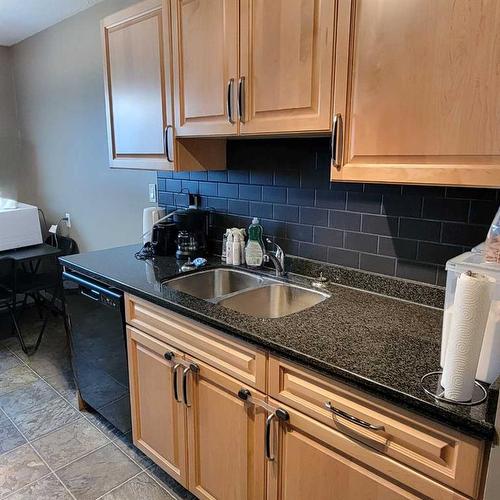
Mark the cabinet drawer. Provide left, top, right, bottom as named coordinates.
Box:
left=269, top=400, right=469, bottom=500
left=269, top=356, right=484, bottom=498
left=125, top=294, right=267, bottom=391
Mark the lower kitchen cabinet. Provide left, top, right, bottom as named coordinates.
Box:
left=127, top=327, right=188, bottom=486
left=267, top=409, right=414, bottom=500
left=125, top=295, right=486, bottom=500
left=185, top=358, right=266, bottom=500
left=266, top=401, right=467, bottom=500
left=127, top=323, right=267, bottom=499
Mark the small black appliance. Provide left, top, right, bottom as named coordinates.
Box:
left=151, top=222, right=177, bottom=256
left=172, top=208, right=208, bottom=260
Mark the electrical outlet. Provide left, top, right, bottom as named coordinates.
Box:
left=65, top=213, right=71, bottom=228
left=189, top=193, right=200, bottom=208
left=149, top=184, right=157, bottom=203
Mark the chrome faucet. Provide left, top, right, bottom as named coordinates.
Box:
left=263, top=238, right=286, bottom=277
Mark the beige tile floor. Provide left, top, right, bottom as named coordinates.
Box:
left=0, top=310, right=196, bottom=500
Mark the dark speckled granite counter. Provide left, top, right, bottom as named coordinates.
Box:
left=60, top=245, right=498, bottom=440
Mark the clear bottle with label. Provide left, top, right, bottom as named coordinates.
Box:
left=484, top=206, right=500, bottom=263
left=245, top=218, right=264, bottom=267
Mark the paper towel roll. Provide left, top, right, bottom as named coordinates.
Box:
left=441, top=271, right=492, bottom=402
left=440, top=303, right=454, bottom=371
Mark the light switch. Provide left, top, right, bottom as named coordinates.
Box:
left=148, top=184, right=157, bottom=203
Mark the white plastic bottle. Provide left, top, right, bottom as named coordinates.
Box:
left=226, top=229, right=234, bottom=265
left=232, top=230, right=241, bottom=265
left=239, top=228, right=246, bottom=265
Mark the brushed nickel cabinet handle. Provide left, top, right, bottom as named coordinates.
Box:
left=172, top=363, right=181, bottom=403
left=164, top=125, right=173, bottom=163
left=182, top=363, right=199, bottom=407
left=227, top=78, right=235, bottom=124
left=332, top=113, right=343, bottom=170
left=265, top=413, right=276, bottom=461
left=238, top=76, right=245, bottom=123
left=265, top=408, right=289, bottom=461
left=324, top=401, right=384, bottom=431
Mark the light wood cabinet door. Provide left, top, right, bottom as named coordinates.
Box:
left=239, top=0, right=336, bottom=135
left=267, top=400, right=467, bottom=500
left=102, top=0, right=174, bottom=170
left=185, top=359, right=266, bottom=500
left=332, top=0, right=500, bottom=187
left=172, top=0, right=239, bottom=136
left=127, top=327, right=188, bottom=486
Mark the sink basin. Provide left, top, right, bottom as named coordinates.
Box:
left=218, top=283, right=328, bottom=318
left=164, top=268, right=263, bottom=300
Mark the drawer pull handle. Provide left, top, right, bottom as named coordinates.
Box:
left=237, top=387, right=290, bottom=461
left=324, top=402, right=385, bottom=431
left=237, top=76, right=245, bottom=122
left=265, top=413, right=276, bottom=461
left=331, top=113, right=343, bottom=170
left=182, top=363, right=199, bottom=407
left=172, top=363, right=181, bottom=403
left=227, top=78, right=235, bottom=124
left=265, top=408, right=289, bottom=462
left=164, top=125, right=173, bottom=163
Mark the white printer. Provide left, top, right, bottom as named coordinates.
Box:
left=0, top=202, right=43, bottom=252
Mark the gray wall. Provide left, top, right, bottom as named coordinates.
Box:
left=0, top=46, right=20, bottom=203
left=11, top=0, right=157, bottom=251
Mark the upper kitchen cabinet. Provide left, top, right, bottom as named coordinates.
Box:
left=171, top=0, right=336, bottom=137
left=102, top=0, right=175, bottom=170
left=239, top=0, right=336, bottom=135
left=331, top=0, right=500, bottom=187
left=171, top=0, right=239, bottom=136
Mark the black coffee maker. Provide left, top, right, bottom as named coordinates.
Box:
left=172, top=208, right=209, bottom=260
left=151, top=222, right=177, bottom=256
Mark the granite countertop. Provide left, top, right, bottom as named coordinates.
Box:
left=60, top=245, right=498, bottom=440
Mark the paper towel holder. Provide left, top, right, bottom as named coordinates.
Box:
left=421, top=371, right=487, bottom=406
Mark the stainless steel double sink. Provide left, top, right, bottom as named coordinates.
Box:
left=163, top=268, right=329, bottom=319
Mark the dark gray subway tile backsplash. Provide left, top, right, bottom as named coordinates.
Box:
left=158, top=138, right=500, bottom=286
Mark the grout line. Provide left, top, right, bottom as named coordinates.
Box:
left=142, top=468, right=179, bottom=500
left=49, top=441, right=112, bottom=475
left=0, top=407, right=77, bottom=500
left=29, top=446, right=77, bottom=500
left=2, top=471, right=55, bottom=499
left=107, top=438, right=150, bottom=472
left=93, top=470, right=145, bottom=500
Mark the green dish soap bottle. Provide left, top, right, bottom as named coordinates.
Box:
left=245, top=217, right=264, bottom=268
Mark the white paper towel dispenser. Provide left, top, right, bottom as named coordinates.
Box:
left=441, top=246, right=499, bottom=384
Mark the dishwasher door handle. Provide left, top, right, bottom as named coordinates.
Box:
left=62, top=271, right=122, bottom=300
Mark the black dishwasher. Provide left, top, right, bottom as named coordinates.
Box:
left=63, top=270, right=131, bottom=434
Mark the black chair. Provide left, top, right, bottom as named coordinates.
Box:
left=0, top=258, right=29, bottom=353
left=0, top=236, right=79, bottom=354
left=16, top=236, right=79, bottom=311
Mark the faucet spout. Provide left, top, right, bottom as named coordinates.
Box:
left=264, top=238, right=286, bottom=277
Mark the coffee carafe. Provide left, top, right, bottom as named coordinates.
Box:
left=172, top=208, right=208, bottom=260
